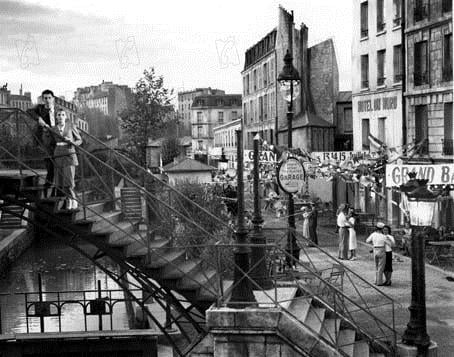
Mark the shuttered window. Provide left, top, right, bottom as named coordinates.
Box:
left=377, top=49, right=386, bottom=86
left=393, top=45, right=403, bottom=82
left=414, top=41, right=428, bottom=85
left=361, top=54, right=369, bottom=88
left=360, top=2, right=369, bottom=38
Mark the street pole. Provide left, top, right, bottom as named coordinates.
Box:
left=402, top=225, right=430, bottom=353
left=286, top=81, right=298, bottom=267
left=250, top=136, right=273, bottom=289
left=228, top=130, right=256, bottom=307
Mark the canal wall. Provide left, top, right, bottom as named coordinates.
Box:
left=0, top=228, right=33, bottom=275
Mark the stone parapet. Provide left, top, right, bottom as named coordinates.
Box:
left=207, top=307, right=342, bottom=357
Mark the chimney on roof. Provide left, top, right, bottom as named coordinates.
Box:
left=19, top=84, right=23, bottom=96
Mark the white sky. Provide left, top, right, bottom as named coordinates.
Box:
left=1, top=0, right=353, bottom=101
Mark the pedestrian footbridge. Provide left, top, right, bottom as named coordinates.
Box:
left=0, top=108, right=396, bottom=356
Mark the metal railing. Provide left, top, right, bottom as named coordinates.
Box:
left=414, top=71, right=429, bottom=86
left=377, top=76, right=386, bottom=86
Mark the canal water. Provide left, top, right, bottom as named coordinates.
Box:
left=0, top=237, right=131, bottom=334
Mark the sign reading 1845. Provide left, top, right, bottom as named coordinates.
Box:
left=358, top=96, right=398, bottom=112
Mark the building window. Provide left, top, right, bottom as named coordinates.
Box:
left=393, top=45, right=403, bottom=82
left=246, top=74, right=250, bottom=94
left=259, top=96, right=263, bottom=121
left=264, top=63, right=268, bottom=86
left=218, top=111, right=224, bottom=124
left=198, top=140, right=203, bottom=150
left=443, top=33, right=453, bottom=82
left=362, top=119, right=370, bottom=150
left=243, top=104, right=247, bottom=124
left=344, top=108, right=353, bottom=132
left=377, top=49, right=386, bottom=86
left=377, top=0, right=385, bottom=32
left=415, top=105, right=429, bottom=154
left=360, top=2, right=369, bottom=38
left=264, top=94, right=268, bottom=119
left=270, top=58, right=275, bottom=84
left=197, top=112, right=202, bottom=123
left=443, top=103, right=453, bottom=155
left=253, top=70, right=257, bottom=91
left=197, top=126, right=203, bottom=138
left=361, top=54, right=369, bottom=88
left=443, top=0, right=452, bottom=13
left=231, top=111, right=237, bottom=120
left=414, top=41, right=428, bottom=85
left=414, top=0, right=429, bottom=22
left=393, top=0, right=402, bottom=27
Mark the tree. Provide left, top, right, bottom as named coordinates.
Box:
left=161, top=136, right=182, bottom=166
left=119, top=68, right=174, bottom=167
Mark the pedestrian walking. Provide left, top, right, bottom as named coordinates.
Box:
left=27, top=89, right=57, bottom=197
left=383, top=225, right=396, bottom=286
left=347, top=207, right=357, bottom=260
left=50, top=109, right=82, bottom=210
left=336, top=204, right=351, bottom=260
left=366, top=222, right=387, bottom=286
left=308, top=202, right=318, bottom=245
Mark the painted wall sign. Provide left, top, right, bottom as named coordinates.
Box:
left=244, top=150, right=277, bottom=163
left=357, top=95, right=398, bottom=113
left=386, top=164, right=454, bottom=187
left=277, top=157, right=305, bottom=194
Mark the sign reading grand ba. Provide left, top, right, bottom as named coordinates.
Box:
left=386, top=164, right=454, bottom=186
left=277, top=157, right=305, bottom=194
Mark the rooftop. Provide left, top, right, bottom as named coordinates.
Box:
left=191, top=94, right=242, bottom=108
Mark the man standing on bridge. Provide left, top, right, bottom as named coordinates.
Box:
left=27, top=89, right=57, bottom=197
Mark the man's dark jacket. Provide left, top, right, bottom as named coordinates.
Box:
left=26, top=104, right=55, bottom=150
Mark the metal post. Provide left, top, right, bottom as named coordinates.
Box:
left=227, top=130, right=256, bottom=308
left=402, top=226, right=430, bottom=353
left=250, top=137, right=272, bottom=289
left=38, top=273, right=44, bottom=333
left=98, top=280, right=103, bottom=331
left=286, top=82, right=298, bottom=268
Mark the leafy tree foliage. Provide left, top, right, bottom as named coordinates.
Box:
left=119, top=68, right=174, bottom=167
left=161, top=136, right=182, bottom=166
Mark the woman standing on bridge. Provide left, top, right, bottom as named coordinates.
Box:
left=51, top=109, right=82, bottom=210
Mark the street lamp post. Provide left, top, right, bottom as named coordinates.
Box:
left=228, top=129, right=256, bottom=308
left=250, top=134, right=273, bottom=289
left=277, top=49, right=301, bottom=267
left=400, top=177, right=438, bottom=355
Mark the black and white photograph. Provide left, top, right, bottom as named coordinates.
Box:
left=0, top=0, right=453, bottom=356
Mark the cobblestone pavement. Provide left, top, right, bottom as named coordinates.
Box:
left=260, top=208, right=454, bottom=356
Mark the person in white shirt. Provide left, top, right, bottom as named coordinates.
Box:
left=336, top=204, right=352, bottom=260
left=366, top=222, right=388, bottom=285
left=383, top=225, right=396, bottom=286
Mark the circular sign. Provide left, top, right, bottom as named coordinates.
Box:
left=277, top=157, right=306, bottom=194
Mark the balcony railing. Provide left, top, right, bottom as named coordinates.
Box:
left=361, top=29, right=369, bottom=38
left=361, top=79, right=369, bottom=89
left=414, top=5, right=429, bottom=22
left=394, top=73, right=403, bottom=83
left=377, top=76, right=386, bottom=86
left=393, top=17, right=402, bottom=27
left=377, top=22, right=386, bottom=32
left=443, top=66, right=453, bottom=81
left=414, top=71, right=429, bottom=86
left=442, top=138, right=453, bottom=155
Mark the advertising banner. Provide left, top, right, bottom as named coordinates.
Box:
left=386, top=164, right=454, bottom=187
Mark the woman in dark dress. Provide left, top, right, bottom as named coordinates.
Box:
left=383, top=225, right=396, bottom=286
